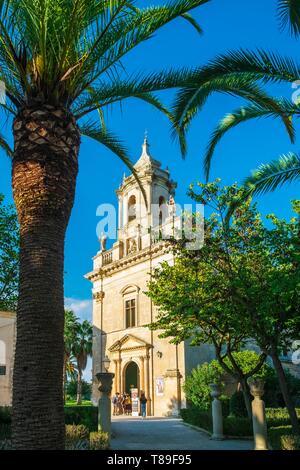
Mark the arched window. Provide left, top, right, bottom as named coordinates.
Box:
left=128, top=195, right=137, bottom=222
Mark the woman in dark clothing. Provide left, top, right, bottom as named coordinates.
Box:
left=140, top=392, right=147, bottom=419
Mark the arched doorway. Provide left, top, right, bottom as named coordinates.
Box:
left=124, top=361, right=139, bottom=394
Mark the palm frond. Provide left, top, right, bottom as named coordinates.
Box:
left=244, top=152, right=300, bottom=195
left=204, top=98, right=297, bottom=180
left=172, top=76, right=292, bottom=152
left=73, top=69, right=191, bottom=117
left=224, top=152, right=300, bottom=225
left=278, top=0, right=300, bottom=36
left=0, top=132, right=13, bottom=157
left=79, top=121, right=148, bottom=207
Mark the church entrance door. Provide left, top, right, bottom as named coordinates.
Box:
left=125, top=361, right=140, bottom=394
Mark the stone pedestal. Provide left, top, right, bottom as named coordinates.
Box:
left=210, top=383, right=224, bottom=440
left=96, top=372, right=115, bottom=435
left=248, top=378, right=268, bottom=450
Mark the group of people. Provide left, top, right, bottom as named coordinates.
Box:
left=112, top=392, right=132, bottom=416
left=112, top=391, right=148, bottom=418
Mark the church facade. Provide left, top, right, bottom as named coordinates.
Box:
left=86, top=138, right=214, bottom=416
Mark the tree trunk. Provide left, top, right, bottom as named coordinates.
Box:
left=239, top=377, right=252, bottom=419
left=77, top=370, right=82, bottom=405
left=271, top=352, right=300, bottom=435
left=12, top=106, right=80, bottom=450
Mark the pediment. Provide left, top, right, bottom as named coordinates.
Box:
left=108, top=334, right=152, bottom=352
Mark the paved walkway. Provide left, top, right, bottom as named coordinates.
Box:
left=111, top=417, right=253, bottom=450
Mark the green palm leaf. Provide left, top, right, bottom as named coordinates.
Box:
left=244, top=152, right=300, bottom=195
left=203, top=99, right=297, bottom=180
left=278, top=0, right=300, bottom=36
left=79, top=121, right=148, bottom=207
left=172, top=75, right=293, bottom=155
left=224, top=153, right=300, bottom=226
left=0, top=132, right=13, bottom=157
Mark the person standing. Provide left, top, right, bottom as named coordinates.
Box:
left=112, top=392, right=119, bottom=416
left=140, top=392, right=147, bottom=419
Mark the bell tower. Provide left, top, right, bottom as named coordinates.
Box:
left=116, top=136, right=177, bottom=257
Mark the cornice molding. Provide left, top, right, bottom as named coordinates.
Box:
left=86, top=242, right=171, bottom=281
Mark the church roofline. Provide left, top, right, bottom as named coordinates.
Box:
left=108, top=333, right=153, bottom=352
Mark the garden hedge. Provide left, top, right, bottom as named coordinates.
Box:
left=180, top=407, right=300, bottom=438
left=0, top=405, right=98, bottom=432
left=64, top=405, right=98, bottom=431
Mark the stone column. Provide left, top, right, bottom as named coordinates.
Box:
left=96, top=372, right=115, bottom=435
left=144, top=354, right=151, bottom=415
left=210, top=383, right=224, bottom=440
left=119, top=359, right=123, bottom=393
left=118, top=196, right=123, bottom=230
left=248, top=378, right=268, bottom=450
left=113, top=360, right=118, bottom=395
left=140, top=356, right=145, bottom=392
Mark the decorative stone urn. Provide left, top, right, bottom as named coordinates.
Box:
left=95, top=372, right=115, bottom=435
left=248, top=377, right=268, bottom=450
left=209, top=383, right=224, bottom=440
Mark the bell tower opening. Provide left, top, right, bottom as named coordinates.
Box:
left=125, top=361, right=140, bottom=394
left=128, top=195, right=137, bottom=222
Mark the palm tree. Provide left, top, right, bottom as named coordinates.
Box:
left=63, top=310, right=78, bottom=402
left=172, top=0, right=300, bottom=434
left=73, top=320, right=92, bottom=405
left=172, top=1, right=300, bottom=182
left=0, top=0, right=211, bottom=449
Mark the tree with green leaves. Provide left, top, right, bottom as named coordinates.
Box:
left=0, top=194, right=19, bottom=312
left=146, top=181, right=300, bottom=433
left=184, top=351, right=272, bottom=412
left=172, top=1, right=300, bottom=197
left=0, top=0, right=212, bottom=449
left=63, top=310, right=79, bottom=401
left=72, top=320, right=92, bottom=405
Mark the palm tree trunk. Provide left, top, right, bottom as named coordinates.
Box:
left=77, top=369, right=82, bottom=405
left=270, top=352, right=300, bottom=435
left=12, top=106, right=80, bottom=450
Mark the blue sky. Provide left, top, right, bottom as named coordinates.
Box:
left=1, top=0, right=299, bottom=326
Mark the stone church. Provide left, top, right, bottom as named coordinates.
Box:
left=86, top=137, right=214, bottom=416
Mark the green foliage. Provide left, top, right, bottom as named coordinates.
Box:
left=264, top=371, right=300, bottom=407
left=0, top=423, right=11, bottom=440
left=89, top=431, right=110, bottom=450
left=268, top=425, right=300, bottom=450
left=223, top=416, right=252, bottom=437
left=65, top=424, right=90, bottom=450
left=64, top=405, right=98, bottom=432
left=183, top=362, right=223, bottom=411
left=66, top=380, right=92, bottom=400
left=65, top=426, right=110, bottom=450
left=266, top=408, right=300, bottom=428
left=242, top=153, right=300, bottom=198
left=183, top=353, right=270, bottom=412
left=280, top=433, right=300, bottom=450
left=171, top=2, right=300, bottom=195
left=180, top=408, right=212, bottom=431
left=147, top=181, right=300, bottom=430
left=0, top=0, right=212, bottom=178
left=0, top=407, right=11, bottom=424
left=0, top=194, right=19, bottom=311
left=73, top=320, right=93, bottom=377
left=229, top=392, right=248, bottom=418
left=180, top=407, right=252, bottom=436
